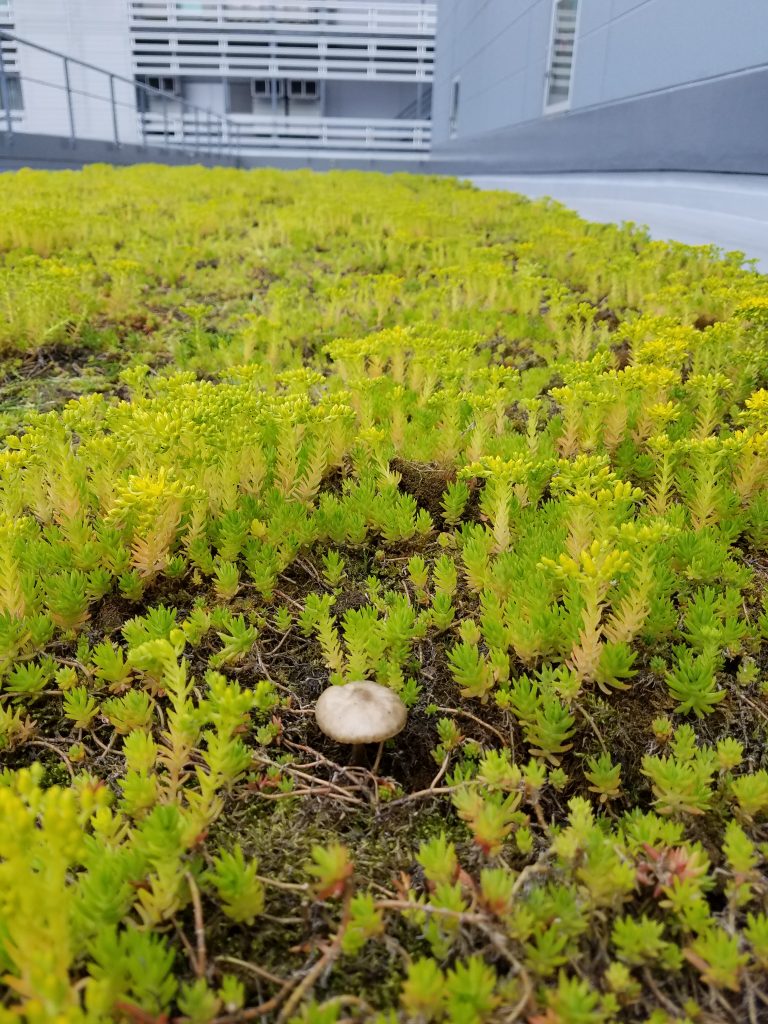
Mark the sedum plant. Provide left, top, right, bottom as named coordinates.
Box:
left=1, top=165, right=768, bottom=1022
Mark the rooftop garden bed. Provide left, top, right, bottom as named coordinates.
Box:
left=1, top=166, right=768, bottom=1024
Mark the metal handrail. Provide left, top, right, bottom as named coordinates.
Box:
left=0, top=27, right=237, bottom=161
left=145, top=110, right=434, bottom=151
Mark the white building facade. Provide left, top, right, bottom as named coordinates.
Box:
left=5, top=0, right=435, bottom=158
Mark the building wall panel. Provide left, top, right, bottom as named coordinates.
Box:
left=432, top=0, right=768, bottom=172
left=14, top=0, right=140, bottom=142
left=323, top=79, right=416, bottom=118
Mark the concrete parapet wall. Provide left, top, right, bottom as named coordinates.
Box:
left=430, top=66, right=768, bottom=176
left=0, top=132, right=238, bottom=170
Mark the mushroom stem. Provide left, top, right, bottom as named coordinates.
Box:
left=372, top=741, right=384, bottom=774
left=350, top=743, right=365, bottom=766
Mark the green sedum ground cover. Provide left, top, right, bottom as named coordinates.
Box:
left=2, top=165, right=768, bottom=1024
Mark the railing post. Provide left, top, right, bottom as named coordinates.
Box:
left=139, top=86, right=147, bottom=147
left=0, top=32, right=13, bottom=138
left=63, top=55, right=75, bottom=144
left=109, top=74, right=119, bottom=145
left=163, top=92, right=169, bottom=147
left=194, top=108, right=199, bottom=158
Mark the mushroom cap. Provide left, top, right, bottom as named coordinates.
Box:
left=315, top=681, right=408, bottom=744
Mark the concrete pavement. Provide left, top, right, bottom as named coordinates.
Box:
left=470, top=172, right=768, bottom=273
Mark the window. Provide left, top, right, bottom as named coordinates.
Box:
left=544, top=0, right=579, bottom=112
left=176, top=3, right=216, bottom=19
left=251, top=79, right=284, bottom=99
left=289, top=80, right=318, bottom=100
left=140, top=75, right=181, bottom=96
left=248, top=79, right=318, bottom=104
left=227, top=80, right=252, bottom=113
left=0, top=73, right=22, bottom=111
left=449, top=77, right=460, bottom=138
left=135, top=75, right=181, bottom=112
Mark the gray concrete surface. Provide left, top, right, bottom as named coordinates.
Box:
left=470, top=173, right=768, bottom=272
left=0, top=132, right=435, bottom=173
left=0, top=132, right=239, bottom=171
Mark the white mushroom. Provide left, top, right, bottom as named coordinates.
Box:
left=315, top=680, right=407, bottom=768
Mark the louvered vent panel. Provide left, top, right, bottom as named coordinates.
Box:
left=545, top=0, right=578, bottom=110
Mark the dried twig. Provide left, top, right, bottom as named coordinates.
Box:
left=215, top=955, right=286, bottom=987
left=434, top=705, right=508, bottom=746
left=281, top=739, right=383, bottom=791
left=55, top=655, right=94, bottom=679
left=382, top=780, right=483, bottom=809
left=173, top=919, right=198, bottom=976
left=642, top=968, right=684, bottom=1019
left=276, top=887, right=354, bottom=1023
left=28, top=739, right=75, bottom=781
left=198, top=979, right=296, bottom=1024
left=185, top=872, right=207, bottom=979
left=94, top=728, right=119, bottom=762
left=251, top=752, right=369, bottom=806
left=575, top=702, right=608, bottom=755
left=268, top=628, right=293, bottom=656
left=373, top=894, right=531, bottom=1016
left=254, top=786, right=361, bottom=804
left=254, top=875, right=309, bottom=893
left=741, top=693, right=768, bottom=725
left=428, top=751, right=450, bottom=790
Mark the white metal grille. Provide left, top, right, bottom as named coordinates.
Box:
left=128, top=0, right=435, bottom=154
left=131, top=33, right=433, bottom=80
left=545, top=0, right=578, bottom=112
left=129, top=1, right=436, bottom=37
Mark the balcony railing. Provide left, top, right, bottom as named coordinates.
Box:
left=129, top=1, right=437, bottom=36
left=140, top=111, right=430, bottom=153
left=132, top=34, right=433, bottom=80
left=0, top=29, right=237, bottom=162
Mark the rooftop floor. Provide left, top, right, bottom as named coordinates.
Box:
left=470, top=172, right=768, bottom=273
